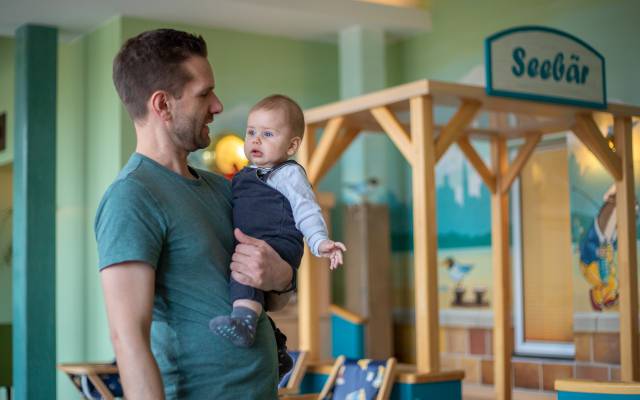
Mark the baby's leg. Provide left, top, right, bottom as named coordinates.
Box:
left=210, top=298, right=263, bottom=347
left=210, top=299, right=262, bottom=347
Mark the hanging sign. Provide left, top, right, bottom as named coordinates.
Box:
left=485, top=26, right=606, bottom=109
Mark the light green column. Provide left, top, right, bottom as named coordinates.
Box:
left=56, top=39, right=88, bottom=399
left=12, top=24, right=57, bottom=399
left=339, top=26, right=404, bottom=204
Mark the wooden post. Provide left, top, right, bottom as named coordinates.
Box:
left=614, top=116, right=640, bottom=382
left=410, top=95, right=440, bottom=372
left=297, top=126, right=321, bottom=360
left=491, top=137, right=512, bottom=400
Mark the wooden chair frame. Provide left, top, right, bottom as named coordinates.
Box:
left=58, top=363, right=121, bottom=400
left=279, top=350, right=309, bottom=396
left=316, top=355, right=397, bottom=400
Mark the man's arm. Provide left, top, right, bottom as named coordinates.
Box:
left=101, top=262, right=164, bottom=399
left=230, top=228, right=293, bottom=311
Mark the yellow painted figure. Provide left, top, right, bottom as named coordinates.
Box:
left=578, top=186, right=618, bottom=311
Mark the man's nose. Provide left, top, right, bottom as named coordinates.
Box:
left=211, top=94, right=223, bottom=114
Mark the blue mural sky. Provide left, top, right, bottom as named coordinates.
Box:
left=435, top=141, right=492, bottom=247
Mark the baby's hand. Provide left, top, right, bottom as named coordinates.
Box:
left=318, top=240, right=347, bottom=270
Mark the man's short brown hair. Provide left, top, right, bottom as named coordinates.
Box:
left=250, top=95, right=305, bottom=138
left=113, top=29, right=207, bottom=121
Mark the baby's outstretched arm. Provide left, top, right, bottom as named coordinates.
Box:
left=318, top=240, right=347, bottom=270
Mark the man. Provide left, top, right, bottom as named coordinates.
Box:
left=95, top=29, right=294, bottom=399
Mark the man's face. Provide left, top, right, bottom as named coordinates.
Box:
left=170, top=56, right=223, bottom=152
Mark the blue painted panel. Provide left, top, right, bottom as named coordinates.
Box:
left=299, top=371, right=462, bottom=400
left=558, top=392, right=640, bottom=400
left=300, top=372, right=328, bottom=394
left=391, top=380, right=462, bottom=400
left=331, top=315, right=365, bottom=359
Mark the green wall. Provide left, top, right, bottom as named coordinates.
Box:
left=56, top=36, right=87, bottom=399
left=381, top=0, right=640, bottom=243
left=389, top=0, right=640, bottom=104
left=75, top=16, right=341, bottom=398
left=82, top=16, right=127, bottom=364
left=121, top=17, right=339, bottom=135
left=2, top=2, right=639, bottom=397
left=1, top=16, right=341, bottom=399
left=0, top=37, right=15, bottom=165
left=0, top=38, right=14, bottom=326
left=0, top=164, right=11, bottom=324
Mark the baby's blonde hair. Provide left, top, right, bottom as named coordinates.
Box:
left=250, top=94, right=305, bottom=138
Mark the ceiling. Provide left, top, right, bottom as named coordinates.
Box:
left=0, top=0, right=431, bottom=42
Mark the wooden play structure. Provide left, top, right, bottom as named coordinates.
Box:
left=295, top=79, right=640, bottom=399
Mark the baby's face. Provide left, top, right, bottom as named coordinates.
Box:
left=244, top=108, right=299, bottom=168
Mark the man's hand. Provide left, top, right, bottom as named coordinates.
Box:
left=230, top=228, right=293, bottom=292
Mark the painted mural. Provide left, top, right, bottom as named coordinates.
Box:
left=435, top=141, right=493, bottom=309
left=568, top=119, right=640, bottom=312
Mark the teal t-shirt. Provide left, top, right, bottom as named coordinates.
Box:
left=95, top=153, right=278, bottom=399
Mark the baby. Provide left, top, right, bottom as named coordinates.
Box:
left=210, top=94, right=346, bottom=354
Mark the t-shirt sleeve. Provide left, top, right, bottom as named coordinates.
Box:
left=271, top=164, right=329, bottom=257
left=94, top=179, right=166, bottom=270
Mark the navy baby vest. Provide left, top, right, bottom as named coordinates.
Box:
left=231, top=161, right=305, bottom=275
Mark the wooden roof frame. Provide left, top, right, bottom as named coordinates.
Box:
left=296, top=79, right=640, bottom=400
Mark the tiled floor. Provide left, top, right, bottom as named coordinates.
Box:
left=463, top=384, right=556, bottom=400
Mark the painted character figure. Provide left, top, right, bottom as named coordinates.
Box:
left=579, top=185, right=619, bottom=311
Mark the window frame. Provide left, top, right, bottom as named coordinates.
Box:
left=511, top=138, right=575, bottom=358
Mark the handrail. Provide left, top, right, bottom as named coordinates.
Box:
left=329, top=304, right=367, bottom=324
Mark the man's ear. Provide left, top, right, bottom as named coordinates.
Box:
left=287, top=136, right=301, bottom=156
left=149, top=90, right=172, bottom=121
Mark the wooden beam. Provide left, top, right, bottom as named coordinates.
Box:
left=371, top=106, right=415, bottom=166
left=410, top=95, right=440, bottom=373
left=297, top=124, right=320, bottom=361
left=297, top=247, right=320, bottom=360
left=308, top=117, right=345, bottom=185
left=312, top=127, right=360, bottom=185
left=457, top=136, right=497, bottom=194
left=614, top=116, right=640, bottom=382
left=87, top=374, right=115, bottom=400
left=572, top=114, right=622, bottom=180
left=500, top=132, right=542, bottom=193
left=435, top=100, right=481, bottom=161
left=491, top=137, right=512, bottom=400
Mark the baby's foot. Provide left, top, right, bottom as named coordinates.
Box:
left=209, top=306, right=258, bottom=347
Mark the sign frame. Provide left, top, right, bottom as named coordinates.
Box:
left=485, top=26, right=607, bottom=109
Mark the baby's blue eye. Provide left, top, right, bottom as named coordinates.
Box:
left=264, top=131, right=273, bottom=137
left=246, top=129, right=255, bottom=136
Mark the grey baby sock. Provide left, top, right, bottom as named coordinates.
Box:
left=209, top=306, right=259, bottom=347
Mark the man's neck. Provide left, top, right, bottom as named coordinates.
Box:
left=135, top=124, right=196, bottom=179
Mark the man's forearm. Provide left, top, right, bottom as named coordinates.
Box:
left=113, top=335, right=164, bottom=399
left=101, top=263, right=163, bottom=399
left=266, top=291, right=293, bottom=311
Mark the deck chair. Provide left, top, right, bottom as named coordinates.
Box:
left=286, top=355, right=397, bottom=400
left=320, top=356, right=396, bottom=400
left=57, top=362, right=123, bottom=400
left=278, top=350, right=309, bottom=396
